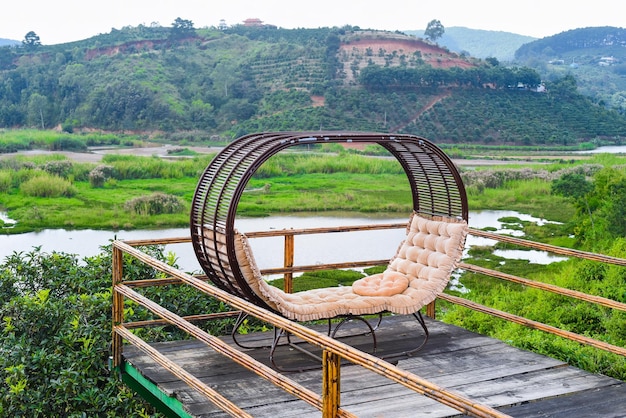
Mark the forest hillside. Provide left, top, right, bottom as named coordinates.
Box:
left=0, top=24, right=625, bottom=147
left=514, top=26, right=626, bottom=113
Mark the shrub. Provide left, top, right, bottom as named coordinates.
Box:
left=42, top=160, right=74, bottom=178
left=124, top=193, right=185, bottom=215
left=0, top=246, right=179, bottom=416
left=20, top=173, right=76, bottom=197
left=0, top=244, right=235, bottom=416
left=88, top=164, right=116, bottom=188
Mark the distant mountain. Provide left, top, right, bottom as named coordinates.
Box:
left=513, top=26, right=626, bottom=112
left=0, top=38, right=20, bottom=47
left=515, top=26, right=626, bottom=61
left=404, top=27, right=536, bottom=62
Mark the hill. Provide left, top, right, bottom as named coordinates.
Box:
left=405, top=27, right=537, bottom=62
left=0, top=24, right=625, bottom=147
left=0, top=38, right=19, bottom=47
left=513, top=26, right=626, bottom=113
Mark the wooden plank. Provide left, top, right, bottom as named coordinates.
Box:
left=453, top=366, right=621, bottom=407
left=503, top=383, right=626, bottom=418
left=398, top=343, right=568, bottom=387
left=122, top=315, right=626, bottom=417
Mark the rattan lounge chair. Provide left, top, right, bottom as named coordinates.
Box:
left=191, top=132, right=469, bottom=369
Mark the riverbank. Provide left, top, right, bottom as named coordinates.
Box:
left=0, top=144, right=597, bottom=166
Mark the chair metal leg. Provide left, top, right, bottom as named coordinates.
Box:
left=269, top=314, right=382, bottom=372
left=231, top=312, right=274, bottom=350
left=330, top=315, right=378, bottom=353
left=235, top=311, right=429, bottom=371
left=381, top=311, right=429, bottom=362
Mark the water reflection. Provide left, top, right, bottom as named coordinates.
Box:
left=493, top=249, right=568, bottom=264
left=573, top=145, right=626, bottom=154
left=0, top=211, right=16, bottom=227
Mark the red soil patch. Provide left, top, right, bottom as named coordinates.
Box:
left=311, top=96, right=325, bottom=107
left=340, top=38, right=476, bottom=70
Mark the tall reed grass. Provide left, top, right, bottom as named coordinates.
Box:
left=254, top=153, right=404, bottom=178
left=101, top=154, right=214, bottom=179
left=20, top=173, right=76, bottom=198
left=0, top=172, right=11, bottom=193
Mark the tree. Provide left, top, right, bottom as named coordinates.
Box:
left=551, top=172, right=594, bottom=231
left=170, top=17, right=195, bottom=39
left=424, top=20, right=445, bottom=43
left=485, top=57, right=500, bottom=67
left=22, top=31, right=41, bottom=50
left=26, top=93, right=48, bottom=129
left=605, top=178, right=626, bottom=237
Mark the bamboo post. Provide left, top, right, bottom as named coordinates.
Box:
left=111, top=245, right=124, bottom=369
left=283, top=234, right=294, bottom=293
left=426, top=300, right=436, bottom=319
left=322, top=350, right=341, bottom=418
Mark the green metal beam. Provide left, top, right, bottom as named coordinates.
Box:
left=116, top=360, right=193, bottom=418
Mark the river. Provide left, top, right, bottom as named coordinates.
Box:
left=573, top=145, right=626, bottom=154
left=0, top=210, right=567, bottom=273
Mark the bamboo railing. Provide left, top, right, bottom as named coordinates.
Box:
left=112, top=223, right=626, bottom=417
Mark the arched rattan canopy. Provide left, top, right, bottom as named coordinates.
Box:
left=190, top=131, right=468, bottom=310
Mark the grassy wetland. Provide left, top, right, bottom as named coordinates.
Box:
left=0, top=142, right=600, bottom=233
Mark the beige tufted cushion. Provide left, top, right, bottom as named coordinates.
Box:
left=233, top=231, right=279, bottom=311
left=251, top=212, right=468, bottom=322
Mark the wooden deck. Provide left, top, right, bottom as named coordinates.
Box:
left=122, top=315, right=626, bottom=417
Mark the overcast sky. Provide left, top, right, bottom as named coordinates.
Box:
left=1, top=0, right=624, bottom=45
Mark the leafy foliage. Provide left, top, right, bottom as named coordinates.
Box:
left=0, top=247, right=166, bottom=416
left=170, top=17, right=195, bottom=40
left=21, top=31, right=41, bottom=51
left=552, top=166, right=626, bottom=247
left=0, top=241, right=236, bottom=416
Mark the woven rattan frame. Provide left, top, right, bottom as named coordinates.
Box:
left=190, top=131, right=468, bottom=311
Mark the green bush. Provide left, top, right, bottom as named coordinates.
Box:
left=89, top=164, right=116, bottom=188
left=20, top=173, right=76, bottom=197
left=0, top=244, right=234, bottom=416
left=124, top=193, right=184, bottom=215
left=42, top=160, right=74, bottom=178
left=0, top=248, right=162, bottom=416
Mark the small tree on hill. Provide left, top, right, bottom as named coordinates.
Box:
left=170, top=17, right=195, bottom=40
left=22, top=31, right=41, bottom=50
left=424, top=19, right=445, bottom=43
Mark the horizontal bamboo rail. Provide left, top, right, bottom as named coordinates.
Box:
left=112, top=239, right=510, bottom=418
left=116, top=326, right=254, bottom=418
left=458, top=262, right=626, bottom=312
left=113, top=222, right=626, bottom=417
left=115, top=280, right=350, bottom=418
left=469, top=228, right=626, bottom=266
left=437, top=293, right=626, bottom=357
